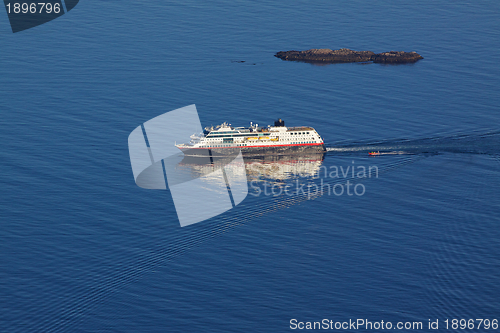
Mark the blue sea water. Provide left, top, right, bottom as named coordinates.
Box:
left=0, top=1, right=499, bottom=332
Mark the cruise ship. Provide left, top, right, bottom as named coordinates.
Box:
left=175, top=119, right=326, bottom=157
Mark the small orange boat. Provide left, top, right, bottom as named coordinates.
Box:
left=369, top=151, right=381, bottom=156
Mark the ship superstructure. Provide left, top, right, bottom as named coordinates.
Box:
left=175, top=119, right=325, bottom=157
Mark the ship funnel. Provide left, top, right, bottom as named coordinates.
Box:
left=274, top=118, right=285, bottom=127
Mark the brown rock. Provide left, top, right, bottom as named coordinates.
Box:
left=371, top=51, right=424, bottom=63
left=275, top=48, right=375, bottom=63
left=275, top=48, right=423, bottom=64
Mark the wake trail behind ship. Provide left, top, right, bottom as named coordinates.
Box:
left=325, top=130, right=500, bottom=157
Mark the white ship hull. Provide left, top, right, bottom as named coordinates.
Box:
left=175, top=119, right=326, bottom=157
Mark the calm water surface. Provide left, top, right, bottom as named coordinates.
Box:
left=0, top=1, right=499, bottom=332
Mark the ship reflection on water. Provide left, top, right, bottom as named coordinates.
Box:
left=243, top=153, right=325, bottom=181
left=177, top=153, right=326, bottom=184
